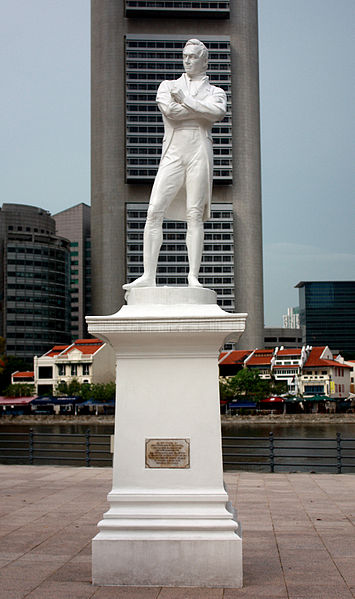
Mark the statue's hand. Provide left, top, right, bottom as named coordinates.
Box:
left=170, top=88, right=185, bottom=104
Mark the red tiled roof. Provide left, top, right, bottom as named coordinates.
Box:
left=13, top=371, right=34, bottom=379
left=321, top=360, right=352, bottom=369
left=61, top=339, right=103, bottom=356
left=219, top=350, right=252, bottom=365
left=277, top=349, right=302, bottom=356
left=247, top=356, right=272, bottom=366
left=305, top=347, right=351, bottom=369
left=46, top=345, right=70, bottom=357
left=246, top=348, right=274, bottom=366
left=304, top=347, right=327, bottom=367
left=74, top=338, right=102, bottom=345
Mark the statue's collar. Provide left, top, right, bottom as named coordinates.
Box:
left=181, top=73, right=209, bottom=94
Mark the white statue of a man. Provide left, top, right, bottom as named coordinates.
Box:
left=123, top=38, right=227, bottom=290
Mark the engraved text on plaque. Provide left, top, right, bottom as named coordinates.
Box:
left=145, top=438, right=190, bottom=469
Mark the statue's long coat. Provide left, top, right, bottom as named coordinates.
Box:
left=155, top=74, right=227, bottom=222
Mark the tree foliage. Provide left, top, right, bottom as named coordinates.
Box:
left=4, top=383, right=35, bottom=397
left=0, top=354, right=32, bottom=394
left=54, top=380, right=115, bottom=402
left=219, top=368, right=287, bottom=403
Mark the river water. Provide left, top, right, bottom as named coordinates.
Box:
left=1, top=420, right=354, bottom=437
left=0, top=421, right=354, bottom=472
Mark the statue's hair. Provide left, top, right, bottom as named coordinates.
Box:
left=184, top=39, right=208, bottom=64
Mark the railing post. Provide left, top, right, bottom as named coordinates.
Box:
left=29, top=428, right=34, bottom=465
left=336, top=432, right=342, bottom=474
left=269, top=432, right=275, bottom=473
left=85, top=429, right=91, bottom=467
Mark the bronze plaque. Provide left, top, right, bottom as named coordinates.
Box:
left=145, top=438, right=190, bottom=469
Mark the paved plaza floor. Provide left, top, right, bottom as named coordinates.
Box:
left=0, top=465, right=354, bottom=599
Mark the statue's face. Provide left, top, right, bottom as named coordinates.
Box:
left=183, top=46, right=206, bottom=77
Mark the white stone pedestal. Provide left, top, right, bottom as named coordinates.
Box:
left=86, top=287, right=247, bottom=588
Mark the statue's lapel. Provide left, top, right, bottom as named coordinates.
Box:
left=194, top=77, right=211, bottom=99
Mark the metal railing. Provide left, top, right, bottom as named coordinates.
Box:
left=0, top=431, right=354, bottom=472
left=222, top=432, right=355, bottom=473
left=0, top=430, right=112, bottom=467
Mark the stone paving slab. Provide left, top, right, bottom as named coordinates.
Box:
left=0, top=465, right=354, bottom=599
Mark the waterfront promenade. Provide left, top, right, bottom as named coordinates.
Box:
left=0, top=465, right=354, bottom=599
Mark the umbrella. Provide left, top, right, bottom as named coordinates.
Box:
left=260, top=396, right=285, bottom=403
left=284, top=396, right=303, bottom=403
left=304, top=395, right=334, bottom=402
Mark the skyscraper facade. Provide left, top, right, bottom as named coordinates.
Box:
left=91, top=0, right=264, bottom=347
left=0, top=204, right=71, bottom=360
left=296, top=281, right=355, bottom=355
left=54, top=203, right=91, bottom=339
left=282, top=307, right=300, bottom=329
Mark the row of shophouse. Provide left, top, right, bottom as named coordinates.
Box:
left=219, top=345, right=355, bottom=398
left=10, top=340, right=355, bottom=401
left=11, top=338, right=115, bottom=396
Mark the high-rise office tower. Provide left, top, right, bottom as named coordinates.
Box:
left=54, top=203, right=91, bottom=339
left=0, top=204, right=71, bottom=360
left=91, top=0, right=264, bottom=347
left=282, top=307, right=300, bottom=329
left=296, top=281, right=355, bottom=355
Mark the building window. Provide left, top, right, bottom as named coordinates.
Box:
left=38, top=366, right=53, bottom=379
left=83, top=364, right=90, bottom=375
left=71, top=364, right=78, bottom=376
left=126, top=1, right=230, bottom=18
left=58, top=365, right=66, bottom=376
left=304, top=385, right=324, bottom=394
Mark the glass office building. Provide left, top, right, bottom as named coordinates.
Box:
left=296, top=281, right=355, bottom=355
left=54, top=203, right=91, bottom=339
left=0, top=204, right=71, bottom=360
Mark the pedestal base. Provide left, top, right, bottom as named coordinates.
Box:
left=92, top=537, right=242, bottom=587
left=87, top=288, right=247, bottom=588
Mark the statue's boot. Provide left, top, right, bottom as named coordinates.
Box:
left=122, top=214, right=163, bottom=290
left=186, top=221, right=204, bottom=288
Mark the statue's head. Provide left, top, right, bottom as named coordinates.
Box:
left=183, top=39, right=208, bottom=77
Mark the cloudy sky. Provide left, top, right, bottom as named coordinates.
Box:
left=0, top=0, right=354, bottom=326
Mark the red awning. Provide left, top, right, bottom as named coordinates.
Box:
left=0, top=397, right=36, bottom=406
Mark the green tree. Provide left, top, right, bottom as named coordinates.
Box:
left=89, top=382, right=116, bottom=403
left=219, top=376, right=235, bottom=402
left=219, top=368, right=274, bottom=403
left=67, top=378, right=82, bottom=396
left=55, top=381, right=69, bottom=396
left=0, top=355, right=32, bottom=394
left=269, top=376, right=288, bottom=397
left=4, top=383, right=35, bottom=397
left=54, top=380, right=116, bottom=403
